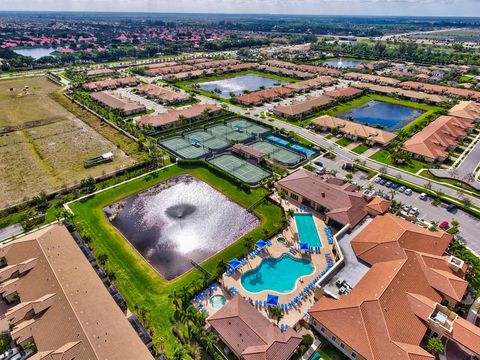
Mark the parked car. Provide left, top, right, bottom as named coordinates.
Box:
left=446, top=204, right=458, bottom=213
left=404, top=188, right=413, bottom=195
left=379, top=179, right=387, bottom=185
left=0, top=349, right=19, bottom=360
left=385, top=181, right=392, bottom=188
left=374, top=177, right=382, bottom=183
left=392, top=183, right=400, bottom=189
left=419, top=193, right=428, bottom=200
left=439, top=221, right=449, bottom=230
left=314, top=161, right=323, bottom=167
left=383, top=194, right=391, bottom=200
left=398, top=186, right=406, bottom=193
left=409, top=207, right=419, bottom=216
left=315, top=167, right=326, bottom=175
left=402, top=204, right=411, bottom=212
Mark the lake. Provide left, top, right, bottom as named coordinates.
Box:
left=323, top=58, right=365, bottom=69
left=104, top=175, right=259, bottom=280
left=338, top=100, right=423, bottom=131
left=197, top=74, right=287, bottom=98
left=13, top=47, right=56, bottom=59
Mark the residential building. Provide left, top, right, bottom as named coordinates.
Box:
left=272, top=96, right=332, bottom=119
left=324, top=87, right=363, bottom=99
left=90, top=91, right=146, bottom=116
left=0, top=224, right=154, bottom=360
left=82, top=77, right=139, bottom=91
left=401, top=81, right=480, bottom=101
left=136, top=83, right=190, bottom=104
left=402, top=115, right=473, bottom=163
left=308, top=214, right=479, bottom=360
left=207, top=295, right=302, bottom=360
left=311, top=115, right=397, bottom=146
left=234, top=86, right=294, bottom=106
left=85, top=68, right=115, bottom=78
left=343, top=72, right=401, bottom=86
left=448, top=101, right=480, bottom=123
left=276, top=169, right=369, bottom=229
left=137, top=104, right=222, bottom=130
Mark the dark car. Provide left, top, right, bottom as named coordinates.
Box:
left=446, top=204, right=457, bottom=213
left=314, top=161, right=324, bottom=167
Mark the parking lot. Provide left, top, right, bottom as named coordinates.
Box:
left=309, top=154, right=480, bottom=255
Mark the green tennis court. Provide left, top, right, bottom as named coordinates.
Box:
left=207, top=124, right=251, bottom=142
left=159, top=136, right=207, bottom=159
left=184, top=130, right=229, bottom=150
left=226, top=118, right=270, bottom=136
left=249, top=141, right=304, bottom=166
left=208, top=154, right=270, bottom=185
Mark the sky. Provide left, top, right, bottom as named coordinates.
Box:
left=0, top=0, right=479, bottom=17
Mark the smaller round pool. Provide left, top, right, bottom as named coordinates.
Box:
left=209, top=295, right=227, bottom=310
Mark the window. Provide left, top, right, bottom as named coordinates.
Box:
left=331, top=336, right=336, bottom=342
left=340, top=343, right=345, bottom=349
left=320, top=327, right=325, bottom=333
left=290, top=193, right=299, bottom=201
left=351, top=352, right=357, bottom=358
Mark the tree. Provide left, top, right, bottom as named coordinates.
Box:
left=379, top=166, right=388, bottom=175
left=97, top=253, right=108, bottom=266
left=80, top=177, right=96, bottom=194
left=172, top=346, right=189, bottom=360
left=269, top=306, right=283, bottom=323
left=426, top=337, right=444, bottom=355
left=32, top=191, right=49, bottom=212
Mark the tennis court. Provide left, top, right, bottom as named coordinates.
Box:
left=226, top=118, right=270, bottom=136
left=159, top=136, right=208, bottom=159
left=184, top=130, right=229, bottom=150
left=249, top=141, right=304, bottom=166
left=207, top=124, right=251, bottom=142
left=208, top=154, right=270, bottom=185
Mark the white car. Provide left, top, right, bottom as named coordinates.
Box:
left=409, top=207, right=419, bottom=216
left=404, top=188, right=413, bottom=195
left=419, top=193, right=427, bottom=200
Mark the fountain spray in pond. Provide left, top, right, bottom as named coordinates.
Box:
left=105, top=175, right=259, bottom=279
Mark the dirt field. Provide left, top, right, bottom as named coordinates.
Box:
left=0, top=77, right=137, bottom=208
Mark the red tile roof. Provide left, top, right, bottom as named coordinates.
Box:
left=277, top=169, right=368, bottom=228
left=208, top=296, right=302, bottom=360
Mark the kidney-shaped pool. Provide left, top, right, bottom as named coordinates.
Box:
left=241, top=253, right=314, bottom=294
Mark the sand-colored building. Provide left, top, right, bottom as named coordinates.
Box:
left=137, top=103, right=222, bottom=130
left=448, top=101, right=480, bottom=123
left=311, top=115, right=397, bottom=146
left=0, top=224, right=153, bottom=360
left=82, top=76, right=139, bottom=91
left=273, top=96, right=332, bottom=119
left=90, top=91, right=146, bottom=116
left=136, top=83, right=190, bottom=104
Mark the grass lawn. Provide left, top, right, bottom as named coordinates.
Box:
left=69, top=164, right=285, bottom=356
left=459, top=74, right=477, bottom=83
left=316, top=343, right=349, bottom=360
left=316, top=94, right=443, bottom=132
left=420, top=170, right=480, bottom=198
left=335, top=138, right=353, bottom=147
left=369, top=149, right=429, bottom=174
left=351, top=143, right=369, bottom=154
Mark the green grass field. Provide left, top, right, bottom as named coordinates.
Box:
left=69, top=164, right=285, bottom=356
left=335, top=138, right=354, bottom=147
left=369, top=149, right=429, bottom=174
left=351, top=143, right=369, bottom=154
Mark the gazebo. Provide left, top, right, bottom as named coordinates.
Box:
left=228, top=258, right=242, bottom=272
left=255, top=240, right=267, bottom=251
left=266, top=294, right=279, bottom=308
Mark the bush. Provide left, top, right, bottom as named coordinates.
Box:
left=301, top=334, right=314, bottom=348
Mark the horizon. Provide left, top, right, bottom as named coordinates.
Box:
left=1, top=0, right=480, bottom=18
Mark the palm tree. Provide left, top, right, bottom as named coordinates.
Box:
left=173, top=346, right=188, bottom=360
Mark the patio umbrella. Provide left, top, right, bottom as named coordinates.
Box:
left=299, top=242, right=309, bottom=252
left=255, top=239, right=267, bottom=251
left=228, top=258, right=242, bottom=271
left=266, top=294, right=279, bottom=307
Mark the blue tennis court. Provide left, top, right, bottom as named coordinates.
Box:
left=294, top=213, right=322, bottom=248
left=266, top=134, right=290, bottom=147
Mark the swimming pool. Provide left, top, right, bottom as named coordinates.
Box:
left=294, top=213, right=322, bottom=248
left=209, top=294, right=227, bottom=309
left=266, top=135, right=316, bottom=158
left=241, top=253, right=314, bottom=293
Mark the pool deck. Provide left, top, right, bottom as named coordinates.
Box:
left=202, top=193, right=335, bottom=327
